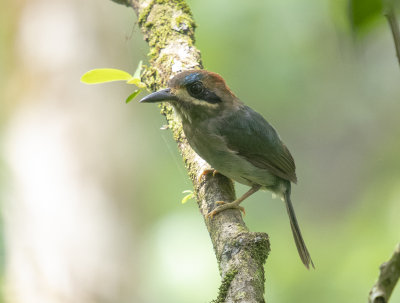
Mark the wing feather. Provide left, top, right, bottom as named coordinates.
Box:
left=215, top=106, right=297, bottom=183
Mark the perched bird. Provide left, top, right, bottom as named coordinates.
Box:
left=140, top=70, right=314, bottom=269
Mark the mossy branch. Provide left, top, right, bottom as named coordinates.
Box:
left=109, top=0, right=270, bottom=302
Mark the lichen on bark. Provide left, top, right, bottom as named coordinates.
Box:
left=138, top=0, right=200, bottom=90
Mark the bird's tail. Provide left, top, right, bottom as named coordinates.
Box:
left=283, top=184, right=314, bottom=269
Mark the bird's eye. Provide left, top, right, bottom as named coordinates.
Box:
left=187, top=81, right=205, bottom=97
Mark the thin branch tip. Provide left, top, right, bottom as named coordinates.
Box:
left=368, top=243, right=400, bottom=303
left=383, top=1, right=400, bottom=66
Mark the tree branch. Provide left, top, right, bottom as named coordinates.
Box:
left=383, top=1, right=400, bottom=66
left=368, top=243, right=400, bottom=303
left=110, top=0, right=270, bottom=302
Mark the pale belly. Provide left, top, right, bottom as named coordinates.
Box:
left=184, top=124, right=279, bottom=190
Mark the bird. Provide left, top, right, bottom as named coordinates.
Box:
left=139, top=69, right=314, bottom=269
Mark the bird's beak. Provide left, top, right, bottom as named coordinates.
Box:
left=139, top=88, right=178, bottom=103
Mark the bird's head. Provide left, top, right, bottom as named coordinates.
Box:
left=139, top=70, right=240, bottom=122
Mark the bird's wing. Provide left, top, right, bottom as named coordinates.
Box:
left=215, top=105, right=297, bottom=183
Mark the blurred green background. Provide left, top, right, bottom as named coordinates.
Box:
left=1, top=0, right=399, bottom=302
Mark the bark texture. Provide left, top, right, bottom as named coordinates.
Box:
left=111, top=0, right=270, bottom=302
left=368, top=244, right=400, bottom=303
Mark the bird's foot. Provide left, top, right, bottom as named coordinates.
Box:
left=207, top=200, right=245, bottom=218
left=197, top=168, right=219, bottom=183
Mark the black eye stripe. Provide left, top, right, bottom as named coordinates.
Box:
left=186, top=81, right=222, bottom=104
left=202, top=90, right=221, bottom=104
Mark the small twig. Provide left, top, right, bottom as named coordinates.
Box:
left=368, top=243, right=400, bottom=303
left=383, top=1, right=400, bottom=66
left=110, top=0, right=133, bottom=7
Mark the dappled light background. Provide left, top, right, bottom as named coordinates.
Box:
left=1, top=0, right=399, bottom=302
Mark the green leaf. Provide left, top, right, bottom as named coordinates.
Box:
left=126, top=61, right=147, bottom=88
left=133, top=60, right=143, bottom=79
left=125, top=89, right=142, bottom=104
left=127, top=78, right=147, bottom=88
left=81, top=68, right=133, bottom=84
left=348, top=0, right=383, bottom=34
left=181, top=190, right=194, bottom=204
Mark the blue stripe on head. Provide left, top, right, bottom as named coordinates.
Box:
left=182, top=72, right=203, bottom=86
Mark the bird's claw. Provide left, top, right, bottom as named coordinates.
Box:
left=197, top=169, right=219, bottom=183
left=206, top=201, right=246, bottom=219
